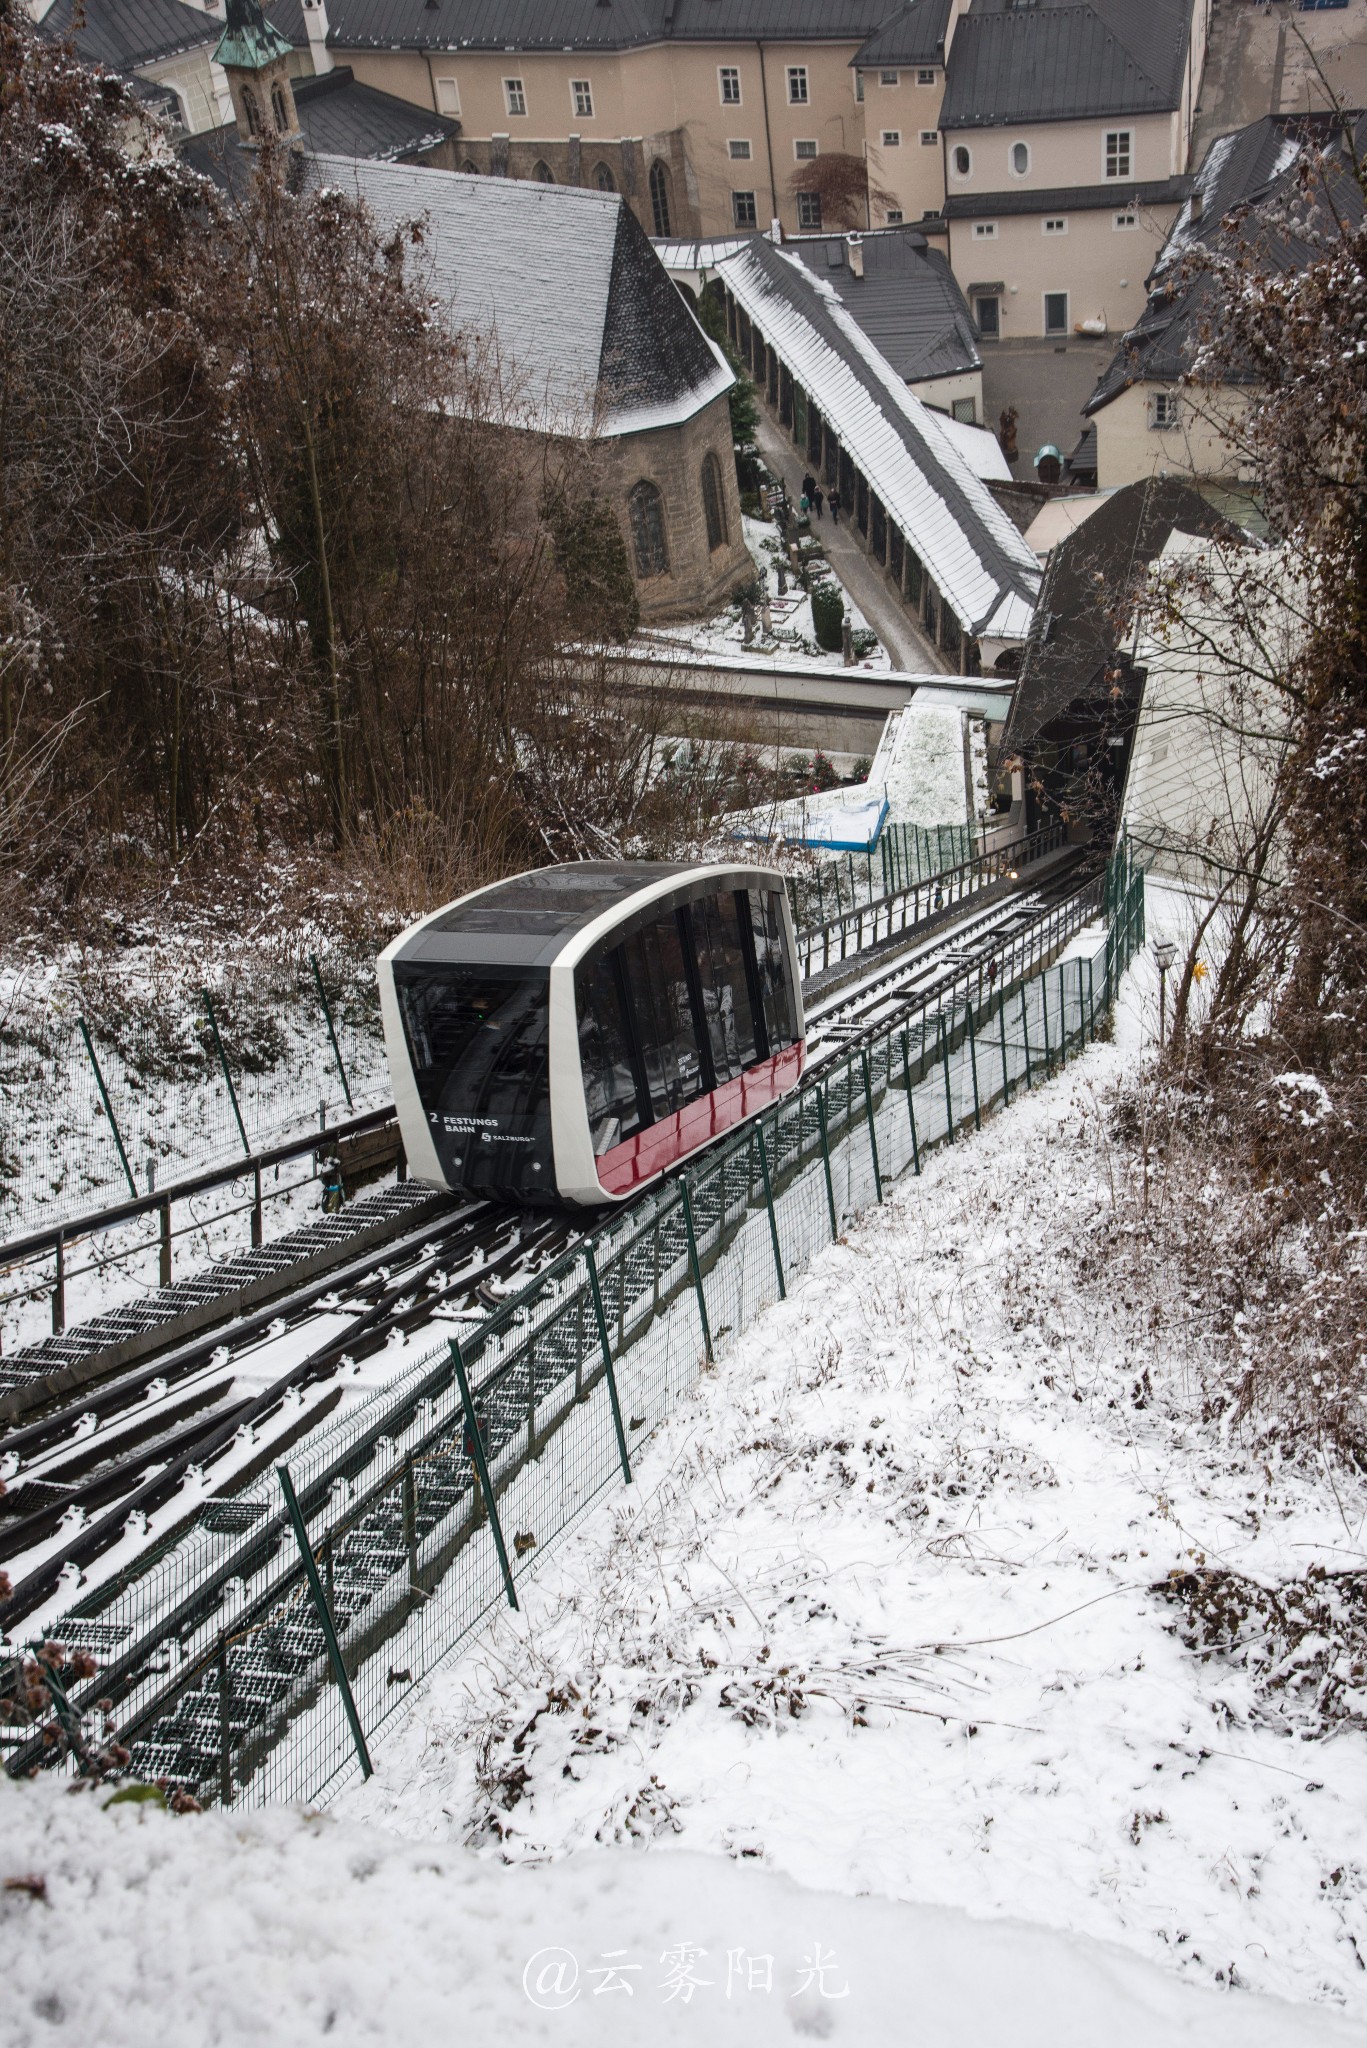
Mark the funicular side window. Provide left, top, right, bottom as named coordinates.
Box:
left=621, top=913, right=703, bottom=1120
left=747, top=887, right=798, bottom=1052
left=578, top=951, right=642, bottom=1157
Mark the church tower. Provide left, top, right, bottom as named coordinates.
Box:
left=213, top=0, right=300, bottom=147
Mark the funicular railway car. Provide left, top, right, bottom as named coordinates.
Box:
left=378, top=862, right=805, bottom=1207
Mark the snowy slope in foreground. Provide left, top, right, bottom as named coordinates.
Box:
left=1, top=1777, right=1357, bottom=2047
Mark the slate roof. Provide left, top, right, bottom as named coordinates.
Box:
left=39, top=0, right=218, bottom=69
left=1085, top=113, right=1367, bottom=413
left=717, top=236, right=1039, bottom=637
left=941, top=175, right=1189, bottom=220
left=1001, top=476, right=1234, bottom=753
left=939, top=0, right=1194, bottom=130
left=785, top=228, right=980, bottom=384
left=850, top=0, right=954, bottom=70
left=181, top=68, right=460, bottom=192
left=302, top=157, right=733, bottom=437
left=264, top=0, right=890, bottom=52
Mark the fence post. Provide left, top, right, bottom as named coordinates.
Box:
left=217, top=1631, right=233, bottom=1808
left=679, top=1182, right=714, bottom=1364
left=251, top=1165, right=263, bottom=1249
left=1039, top=975, right=1052, bottom=1075
left=52, top=1232, right=65, bottom=1335
left=584, top=1245, right=632, bottom=1484
left=938, top=1012, right=955, bottom=1140
left=755, top=1125, right=786, bottom=1298
left=1087, top=956, right=1096, bottom=1038
left=1020, top=988, right=1033, bottom=1089
left=402, top=1453, right=419, bottom=1591
left=277, top=1461, right=373, bottom=1778
left=998, top=990, right=1011, bottom=1107
left=816, top=1088, right=839, bottom=1239
left=448, top=1341, right=519, bottom=1610
left=159, top=1196, right=172, bottom=1288
left=900, top=1029, right=922, bottom=1173
left=966, top=999, right=982, bottom=1132
left=310, top=954, right=354, bottom=1112
left=77, top=1019, right=137, bottom=1200
left=859, top=1050, right=884, bottom=1202
left=202, top=990, right=251, bottom=1159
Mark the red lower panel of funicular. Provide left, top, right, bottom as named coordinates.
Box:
left=595, top=1043, right=806, bottom=1197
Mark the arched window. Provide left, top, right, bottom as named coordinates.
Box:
left=628, top=481, right=669, bottom=578
left=594, top=161, right=616, bottom=192
left=271, top=81, right=290, bottom=132
left=241, top=85, right=261, bottom=138
left=952, top=143, right=971, bottom=177
left=649, top=158, right=672, bottom=237
left=532, top=159, right=554, bottom=183
left=461, top=158, right=481, bottom=175
left=701, top=452, right=727, bottom=552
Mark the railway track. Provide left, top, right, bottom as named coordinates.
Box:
left=0, top=852, right=1097, bottom=1646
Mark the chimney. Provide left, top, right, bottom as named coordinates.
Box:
left=846, top=232, right=864, bottom=279
left=770, top=216, right=784, bottom=243
left=302, top=0, right=334, bottom=75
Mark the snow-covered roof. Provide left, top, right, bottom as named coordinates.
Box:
left=716, top=238, right=1038, bottom=639
left=303, top=158, right=733, bottom=440
left=933, top=413, right=1012, bottom=483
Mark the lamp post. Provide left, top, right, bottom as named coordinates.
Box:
left=1152, top=939, right=1177, bottom=1046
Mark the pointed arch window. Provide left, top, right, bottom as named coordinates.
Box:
left=594, top=161, right=616, bottom=192
left=701, top=452, right=728, bottom=552
left=628, top=481, right=669, bottom=578
left=241, top=84, right=261, bottom=137
left=532, top=159, right=554, bottom=183
left=461, top=159, right=480, bottom=175
left=649, top=159, right=672, bottom=237
left=271, top=81, right=290, bottom=132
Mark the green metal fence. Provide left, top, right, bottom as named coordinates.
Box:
left=7, top=860, right=1144, bottom=1810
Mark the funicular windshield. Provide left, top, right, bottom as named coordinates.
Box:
left=394, top=963, right=551, bottom=1195
left=577, top=885, right=797, bottom=1158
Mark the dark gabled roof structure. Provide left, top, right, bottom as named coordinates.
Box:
left=1084, top=112, right=1367, bottom=415
left=302, top=157, right=733, bottom=437
left=939, top=0, right=1193, bottom=130
left=180, top=68, right=460, bottom=195
left=39, top=0, right=218, bottom=69
left=941, top=174, right=1189, bottom=220
left=785, top=227, right=980, bottom=383
left=1002, top=476, right=1234, bottom=755
left=850, top=0, right=954, bottom=69
left=264, top=0, right=892, bottom=53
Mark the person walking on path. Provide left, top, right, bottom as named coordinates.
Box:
left=801, top=471, right=817, bottom=503
left=828, top=487, right=842, bottom=524
left=811, top=484, right=825, bottom=518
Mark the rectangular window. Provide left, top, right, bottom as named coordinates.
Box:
left=728, top=138, right=752, bottom=159
left=394, top=965, right=550, bottom=1197
left=881, top=129, right=901, bottom=147
left=886, top=208, right=904, bottom=224
left=732, top=189, right=757, bottom=228
left=1044, top=290, right=1069, bottom=335
left=434, top=75, right=460, bottom=116
left=571, top=78, right=593, bottom=119
left=787, top=65, right=808, bottom=104
left=1105, top=128, right=1132, bottom=178
left=1042, top=216, right=1067, bottom=235
left=1150, top=391, right=1180, bottom=430
left=952, top=397, right=976, bottom=423
left=796, top=190, right=822, bottom=230
left=920, top=129, right=937, bottom=145
left=794, top=138, right=817, bottom=159
left=973, top=221, right=997, bottom=239
left=719, top=65, right=741, bottom=105
left=504, top=77, right=526, bottom=117
left=855, top=72, right=865, bottom=101
left=879, top=69, right=900, bottom=86
left=917, top=68, right=935, bottom=85
left=1113, top=208, right=1138, bottom=230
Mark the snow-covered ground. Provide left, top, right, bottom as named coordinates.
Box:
left=646, top=513, right=893, bottom=675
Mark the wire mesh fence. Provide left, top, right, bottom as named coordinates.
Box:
left=786, top=821, right=976, bottom=932
left=4, top=856, right=1144, bottom=1810
left=0, top=949, right=389, bottom=1238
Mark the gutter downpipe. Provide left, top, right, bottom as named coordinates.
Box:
left=757, top=40, right=779, bottom=226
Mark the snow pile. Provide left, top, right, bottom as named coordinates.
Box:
left=330, top=1040, right=1367, bottom=2023
left=2, top=1774, right=1356, bottom=2046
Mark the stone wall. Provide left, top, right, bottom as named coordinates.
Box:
left=450, top=131, right=698, bottom=241
left=598, top=390, right=754, bottom=623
